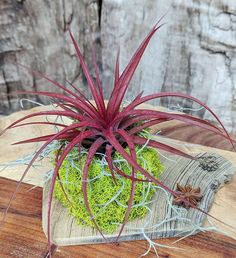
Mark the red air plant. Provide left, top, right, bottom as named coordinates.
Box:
left=1, top=20, right=234, bottom=256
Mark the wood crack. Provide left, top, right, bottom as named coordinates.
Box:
left=98, top=0, right=103, bottom=28
left=2, top=69, right=11, bottom=110
left=62, top=0, right=73, bottom=32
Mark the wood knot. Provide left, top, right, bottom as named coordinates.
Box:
left=198, top=155, right=219, bottom=172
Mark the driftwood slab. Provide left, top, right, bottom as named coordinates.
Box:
left=42, top=152, right=235, bottom=245
left=1, top=105, right=236, bottom=247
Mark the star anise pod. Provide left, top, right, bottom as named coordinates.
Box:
left=173, top=183, right=203, bottom=208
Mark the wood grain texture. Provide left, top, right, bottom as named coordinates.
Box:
left=1, top=177, right=236, bottom=258
left=42, top=152, right=236, bottom=245
left=0, top=0, right=100, bottom=114
left=158, top=121, right=236, bottom=151
left=101, top=0, right=236, bottom=134
left=0, top=106, right=236, bottom=256
left=1, top=0, right=236, bottom=135
left=0, top=178, right=48, bottom=258
left=0, top=106, right=59, bottom=186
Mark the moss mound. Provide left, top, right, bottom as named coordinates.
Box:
left=54, top=147, right=164, bottom=233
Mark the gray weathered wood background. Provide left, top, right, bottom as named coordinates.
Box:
left=0, top=0, right=236, bottom=133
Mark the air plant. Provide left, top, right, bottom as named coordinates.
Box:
left=1, top=19, right=234, bottom=257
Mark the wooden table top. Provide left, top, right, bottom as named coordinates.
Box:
left=0, top=107, right=236, bottom=257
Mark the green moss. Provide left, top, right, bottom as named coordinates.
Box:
left=54, top=147, right=164, bottom=233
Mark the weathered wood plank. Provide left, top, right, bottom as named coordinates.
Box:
left=0, top=177, right=236, bottom=258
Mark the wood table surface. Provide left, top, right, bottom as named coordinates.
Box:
left=0, top=108, right=236, bottom=257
